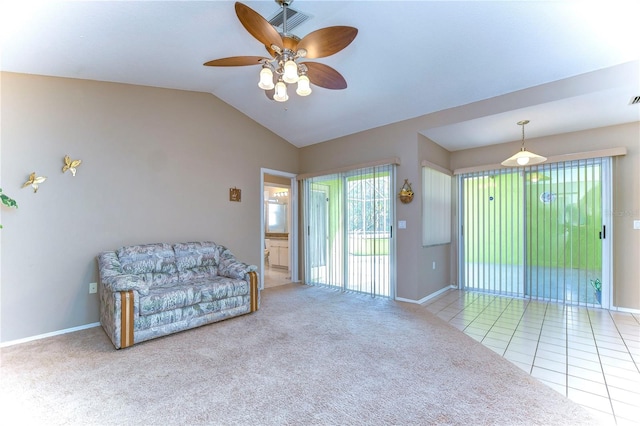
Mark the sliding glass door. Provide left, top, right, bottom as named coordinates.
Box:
left=304, top=164, right=394, bottom=297
left=459, top=158, right=610, bottom=306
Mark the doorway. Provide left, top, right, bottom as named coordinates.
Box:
left=261, top=169, right=298, bottom=290
left=459, top=158, right=611, bottom=307
left=303, top=164, right=395, bottom=297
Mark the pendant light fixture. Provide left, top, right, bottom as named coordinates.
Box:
left=501, top=120, right=547, bottom=167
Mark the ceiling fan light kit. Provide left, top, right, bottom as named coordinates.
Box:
left=274, top=81, right=289, bottom=102
left=283, top=59, right=299, bottom=83
left=258, top=67, right=275, bottom=90
left=296, top=75, right=312, bottom=96
left=204, top=1, right=357, bottom=103
left=501, top=120, right=547, bottom=167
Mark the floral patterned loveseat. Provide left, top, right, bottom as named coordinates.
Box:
left=97, top=241, right=259, bottom=349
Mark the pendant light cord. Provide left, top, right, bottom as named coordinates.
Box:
left=518, top=119, right=529, bottom=151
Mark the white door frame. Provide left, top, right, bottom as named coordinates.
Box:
left=261, top=168, right=298, bottom=290
left=601, top=158, right=613, bottom=309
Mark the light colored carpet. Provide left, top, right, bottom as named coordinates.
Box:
left=0, top=284, right=599, bottom=425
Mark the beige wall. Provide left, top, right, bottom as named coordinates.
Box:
left=418, top=135, right=455, bottom=298
left=2, top=71, right=638, bottom=344
left=450, top=122, right=640, bottom=310
left=0, top=72, right=298, bottom=342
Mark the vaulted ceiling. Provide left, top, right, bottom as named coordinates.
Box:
left=2, top=1, right=639, bottom=149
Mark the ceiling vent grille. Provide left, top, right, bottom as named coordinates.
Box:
left=268, top=7, right=311, bottom=33
left=629, top=95, right=640, bottom=105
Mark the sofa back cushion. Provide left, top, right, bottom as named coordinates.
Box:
left=174, top=241, right=220, bottom=282
left=116, top=243, right=179, bottom=287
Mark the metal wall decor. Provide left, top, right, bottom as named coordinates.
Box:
left=398, top=179, right=414, bottom=204
left=22, top=172, right=47, bottom=193
left=230, top=187, right=242, bottom=202
left=62, top=155, right=82, bottom=176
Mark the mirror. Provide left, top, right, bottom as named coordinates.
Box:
left=267, top=202, right=287, bottom=233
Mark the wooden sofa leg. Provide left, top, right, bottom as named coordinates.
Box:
left=249, top=271, right=259, bottom=312
left=120, top=290, right=135, bottom=348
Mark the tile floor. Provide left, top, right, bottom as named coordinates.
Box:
left=424, top=289, right=640, bottom=425
left=263, top=266, right=292, bottom=288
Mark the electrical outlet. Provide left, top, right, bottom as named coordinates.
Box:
left=89, top=282, right=98, bottom=294
left=634, top=220, right=640, bottom=230
left=432, top=261, right=436, bottom=270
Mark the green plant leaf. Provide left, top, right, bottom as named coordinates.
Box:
left=1, top=191, right=18, bottom=208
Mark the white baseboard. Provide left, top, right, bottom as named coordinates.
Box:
left=610, top=305, right=640, bottom=314
left=396, top=284, right=457, bottom=305
left=395, top=285, right=640, bottom=314
left=2, top=291, right=635, bottom=347
left=0, top=322, right=101, bottom=348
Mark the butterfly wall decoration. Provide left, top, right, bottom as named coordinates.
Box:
left=62, top=155, right=82, bottom=176
left=22, top=172, right=47, bottom=193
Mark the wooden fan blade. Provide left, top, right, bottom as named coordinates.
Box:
left=203, top=56, right=265, bottom=67
left=297, top=26, right=358, bottom=59
left=235, top=2, right=283, bottom=50
left=303, top=62, right=347, bottom=90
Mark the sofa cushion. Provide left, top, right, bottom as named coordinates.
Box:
left=139, top=276, right=249, bottom=316
left=178, top=267, right=217, bottom=283
left=117, top=243, right=177, bottom=275
left=143, top=271, right=180, bottom=288
left=135, top=296, right=250, bottom=331
left=140, top=284, right=201, bottom=316
left=174, top=241, right=220, bottom=280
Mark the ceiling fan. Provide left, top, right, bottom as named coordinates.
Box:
left=204, top=1, right=358, bottom=102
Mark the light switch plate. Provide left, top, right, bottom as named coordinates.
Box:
left=634, top=220, right=640, bottom=230
left=398, top=220, right=407, bottom=229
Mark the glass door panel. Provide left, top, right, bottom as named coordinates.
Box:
left=345, top=169, right=392, bottom=297
left=304, top=165, right=394, bottom=298
left=460, top=158, right=606, bottom=306
left=525, top=160, right=602, bottom=304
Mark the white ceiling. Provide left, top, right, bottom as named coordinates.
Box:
left=1, top=1, right=639, bottom=150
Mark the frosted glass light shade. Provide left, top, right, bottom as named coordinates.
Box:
left=501, top=149, right=547, bottom=167
left=258, top=68, right=274, bottom=90
left=283, top=60, right=299, bottom=83
left=296, top=75, right=312, bottom=96
left=273, top=81, right=288, bottom=102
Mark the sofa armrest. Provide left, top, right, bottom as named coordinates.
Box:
left=219, top=258, right=257, bottom=280
left=217, top=245, right=257, bottom=279
left=102, top=274, right=150, bottom=296
left=97, top=251, right=150, bottom=296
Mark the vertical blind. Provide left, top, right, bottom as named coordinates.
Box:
left=303, top=164, right=394, bottom=297
left=460, top=158, right=607, bottom=306
left=422, top=166, right=452, bottom=246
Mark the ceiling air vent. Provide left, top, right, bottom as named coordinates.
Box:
left=268, top=7, right=311, bottom=33
left=629, top=95, right=640, bottom=105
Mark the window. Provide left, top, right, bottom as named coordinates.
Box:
left=422, top=166, right=452, bottom=246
